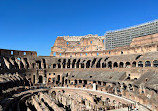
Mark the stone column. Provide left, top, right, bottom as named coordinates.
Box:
left=60, top=63, right=63, bottom=69
left=70, top=63, right=72, bottom=68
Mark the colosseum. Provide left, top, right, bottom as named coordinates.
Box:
left=0, top=20, right=158, bottom=111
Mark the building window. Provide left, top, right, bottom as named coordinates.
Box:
left=11, top=51, right=13, bottom=55
left=103, top=40, right=104, bottom=43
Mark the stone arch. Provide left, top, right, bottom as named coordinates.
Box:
left=102, top=62, right=106, bottom=68
left=62, top=59, right=66, bottom=68
left=79, top=80, right=82, bottom=84
left=76, top=59, right=80, bottom=68
left=113, top=62, right=118, bottom=68
left=119, top=62, right=124, bottom=68
left=125, top=62, right=131, bottom=68
left=42, top=58, right=46, bottom=69
left=74, top=79, right=77, bottom=84
left=58, top=63, right=61, bottom=68
left=67, top=59, right=71, bottom=68
left=72, top=59, right=76, bottom=68
left=33, top=75, right=35, bottom=83
left=108, top=61, right=112, bottom=69
left=65, top=79, right=68, bottom=84
left=91, top=58, right=97, bottom=68
left=145, top=61, right=151, bottom=67
left=83, top=80, right=87, bottom=85
left=81, top=62, right=85, bottom=68
left=53, top=64, right=56, bottom=68
left=39, top=75, right=43, bottom=83
left=138, top=61, right=143, bottom=67
left=132, top=61, right=136, bottom=67
left=20, top=61, right=24, bottom=69
left=153, top=60, right=158, bottom=67
left=11, top=57, right=19, bottom=69
left=96, top=58, right=102, bottom=68
left=56, top=75, right=60, bottom=84
left=86, top=60, right=91, bottom=68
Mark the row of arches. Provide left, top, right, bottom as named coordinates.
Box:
left=53, top=59, right=158, bottom=69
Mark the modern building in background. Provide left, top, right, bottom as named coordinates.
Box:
left=105, top=20, right=158, bottom=50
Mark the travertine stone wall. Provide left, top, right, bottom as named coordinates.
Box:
left=51, top=34, right=105, bottom=57
left=51, top=33, right=158, bottom=57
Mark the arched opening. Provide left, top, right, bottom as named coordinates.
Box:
left=20, top=62, right=24, bottom=69
left=65, top=79, right=67, bottom=84
left=74, top=80, right=77, bottom=84
left=108, top=61, right=112, bottom=69
left=72, top=59, right=76, bottom=68
left=98, top=81, right=101, bottom=85
left=132, top=61, right=136, bottom=67
left=83, top=80, right=87, bottom=85
left=79, top=80, right=82, bottom=84
left=125, top=62, right=131, bottom=68
left=138, top=61, right=143, bottom=67
left=53, top=64, right=56, bottom=68
left=145, top=61, right=151, bottom=67
left=102, top=63, right=106, bottom=68
left=67, top=59, right=71, bottom=68
left=91, top=58, right=97, bottom=68
left=31, top=63, right=35, bottom=69
left=113, top=62, right=118, bottom=68
left=58, top=64, right=61, bottom=68
left=39, top=76, right=43, bottom=83
left=153, top=60, right=158, bottom=67
left=81, top=63, right=84, bottom=68
left=33, top=75, right=35, bottom=83
left=119, top=62, right=124, bottom=68
left=63, top=59, right=66, bottom=68
left=56, top=75, right=60, bottom=84
left=76, top=59, right=80, bottom=68
left=86, top=60, right=91, bottom=68
left=36, top=60, right=41, bottom=69
left=24, top=58, right=29, bottom=69
left=96, top=59, right=102, bottom=68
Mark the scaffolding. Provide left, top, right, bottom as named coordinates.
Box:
left=105, top=20, right=158, bottom=50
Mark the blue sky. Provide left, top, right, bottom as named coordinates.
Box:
left=0, top=0, right=158, bottom=56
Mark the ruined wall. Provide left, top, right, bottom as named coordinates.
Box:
left=130, top=33, right=158, bottom=47
left=0, top=49, right=37, bottom=57
left=50, top=34, right=105, bottom=57
left=51, top=33, right=158, bottom=57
